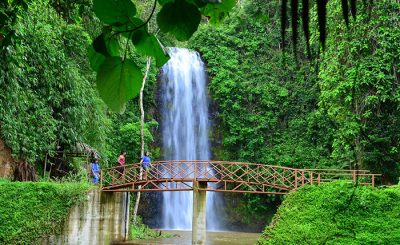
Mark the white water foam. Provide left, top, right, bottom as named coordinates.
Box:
left=160, top=48, right=224, bottom=231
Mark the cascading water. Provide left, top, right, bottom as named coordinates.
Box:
left=160, top=48, right=223, bottom=230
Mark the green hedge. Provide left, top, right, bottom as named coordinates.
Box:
left=0, top=181, right=89, bottom=244
left=258, top=182, right=400, bottom=244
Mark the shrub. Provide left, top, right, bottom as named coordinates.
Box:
left=258, top=182, right=400, bottom=244
left=0, top=181, right=89, bottom=244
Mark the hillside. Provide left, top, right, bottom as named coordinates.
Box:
left=258, top=182, right=400, bottom=244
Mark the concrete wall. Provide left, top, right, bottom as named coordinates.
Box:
left=49, top=190, right=129, bottom=245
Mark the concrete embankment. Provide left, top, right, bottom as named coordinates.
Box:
left=48, top=190, right=128, bottom=245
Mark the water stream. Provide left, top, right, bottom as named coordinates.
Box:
left=123, top=230, right=260, bottom=245
left=159, top=48, right=223, bottom=230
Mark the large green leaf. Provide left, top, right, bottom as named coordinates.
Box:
left=157, top=0, right=172, bottom=5
left=96, top=57, right=143, bottom=112
left=113, top=17, right=144, bottom=38
left=93, top=34, right=108, bottom=56
left=94, top=0, right=137, bottom=25
left=189, top=0, right=208, bottom=8
left=157, top=0, right=201, bottom=41
left=159, top=0, right=208, bottom=7
left=92, top=32, right=120, bottom=57
left=88, top=45, right=106, bottom=72
left=201, top=0, right=236, bottom=25
left=104, top=32, right=120, bottom=57
left=131, top=31, right=169, bottom=68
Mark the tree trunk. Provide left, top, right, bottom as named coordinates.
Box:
left=133, top=56, right=151, bottom=224
left=13, top=161, right=37, bottom=181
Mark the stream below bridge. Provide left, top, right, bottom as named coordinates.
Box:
left=116, top=230, right=260, bottom=245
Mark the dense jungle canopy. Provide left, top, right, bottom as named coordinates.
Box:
left=0, top=0, right=399, bottom=221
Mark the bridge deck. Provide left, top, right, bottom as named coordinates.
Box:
left=100, top=161, right=380, bottom=194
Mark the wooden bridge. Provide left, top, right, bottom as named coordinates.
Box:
left=100, top=160, right=380, bottom=245
left=100, top=160, right=379, bottom=194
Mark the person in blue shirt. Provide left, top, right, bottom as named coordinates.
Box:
left=91, top=159, right=100, bottom=184
left=140, top=151, right=153, bottom=179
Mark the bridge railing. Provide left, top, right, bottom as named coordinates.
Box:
left=100, top=161, right=380, bottom=193
left=301, top=168, right=380, bottom=189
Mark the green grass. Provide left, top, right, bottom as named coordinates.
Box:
left=0, top=180, right=90, bottom=244
left=258, top=182, right=400, bottom=244
left=130, top=217, right=172, bottom=240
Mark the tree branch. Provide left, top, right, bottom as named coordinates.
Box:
left=114, top=0, right=157, bottom=35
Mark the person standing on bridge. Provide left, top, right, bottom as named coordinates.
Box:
left=117, top=151, right=126, bottom=179
left=140, top=151, right=153, bottom=180
left=91, top=158, right=100, bottom=184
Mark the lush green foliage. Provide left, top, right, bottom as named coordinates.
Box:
left=318, top=0, right=400, bottom=182
left=189, top=0, right=399, bottom=225
left=0, top=0, right=28, bottom=48
left=118, top=120, right=159, bottom=163
left=130, top=216, right=172, bottom=239
left=102, top=69, right=160, bottom=164
left=0, top=180, right=89, bottom=244
left=0, top=0, right=399, bottom=236
left=190, top=0, right=331, bottom=168
left=190, top=0, right=400, bottom=182
left=88, top=0, right=374, bottom=113
left=2, top=0, right=373, bottom=115
left=90, top=0, right=235, bottom=112
left=0, top=0, right=159, bottom=170
left=190, top=1, right=325, bottom=223
left=0, top=0, right=109, bottom=164
left=258, top=182, right=400, bottom=244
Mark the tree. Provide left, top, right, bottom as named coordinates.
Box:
left=87, top=0, right=236, bottom=112
left=318, top=0, right=400, bottom=183
left=133, top=56, right=151, bottom=224
left=0, top=0, right=108, bottom=170
left=2, top=0, right=371, bottom=113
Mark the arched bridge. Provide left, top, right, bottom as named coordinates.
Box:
left=100, top=160, right=379, bottom=194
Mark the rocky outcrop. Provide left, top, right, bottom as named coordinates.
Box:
left=0, top=139, right=15, bottom=177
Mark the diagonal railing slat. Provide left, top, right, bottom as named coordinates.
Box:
left=100, top=160, right=380, bottom=194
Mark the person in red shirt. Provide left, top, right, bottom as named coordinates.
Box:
left=117, top=151, right=126, bottom=179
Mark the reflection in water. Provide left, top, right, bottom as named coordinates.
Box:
left=122, top=230, right=260, bottom=245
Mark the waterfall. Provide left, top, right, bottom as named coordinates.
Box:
left=160, top=48, right=223, bottom=230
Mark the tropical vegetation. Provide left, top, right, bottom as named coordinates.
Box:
left=0, top=0, right=399, bottom=242
left=0, top=179, right=89, bottom=244
left=191, top=0, right=400, bottom=181
left=258, top=182, right=400, bottom=244
left=189, top=0, right=399, bottom=224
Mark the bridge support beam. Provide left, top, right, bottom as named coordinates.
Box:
left=192, top=181, right=207, bottom=245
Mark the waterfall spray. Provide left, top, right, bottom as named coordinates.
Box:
left=160, top=48, right=223, bottom=230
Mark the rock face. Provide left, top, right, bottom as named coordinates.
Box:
left=0, top=139, right=15, bottom=177
left=138, top=192, right=163, bottom=228
left=49, top=190, right=129, bottom=245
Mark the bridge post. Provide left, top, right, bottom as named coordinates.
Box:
left=192, top=181, right=207, bottom=245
